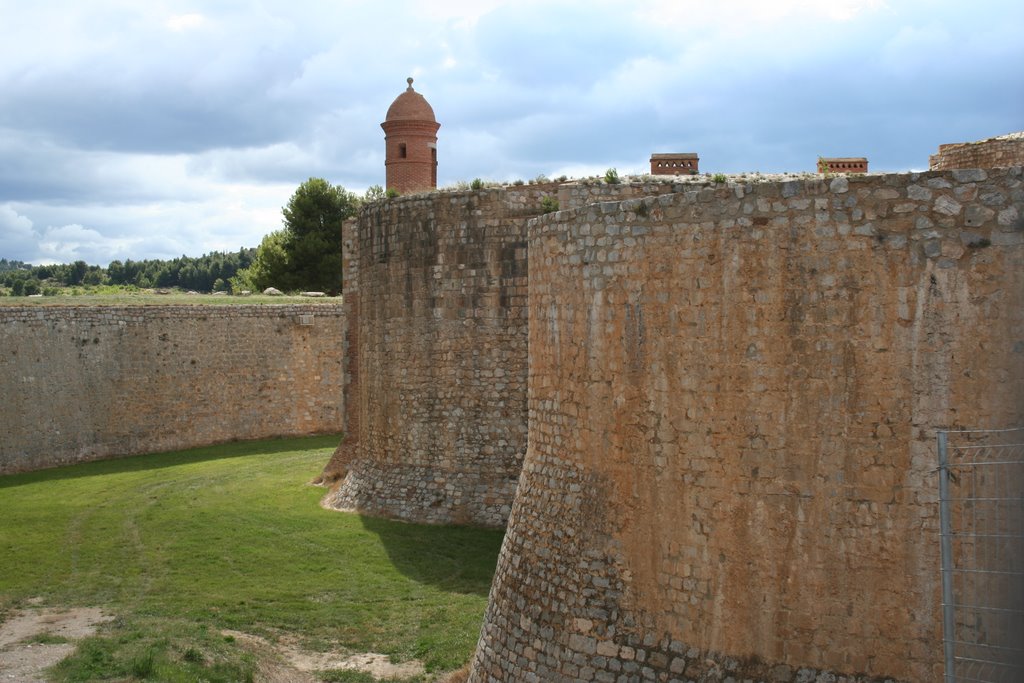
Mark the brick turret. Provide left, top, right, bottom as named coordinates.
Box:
left=381, top=78, right=440, bottom=194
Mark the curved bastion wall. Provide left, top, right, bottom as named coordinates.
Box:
left=470, top=169, right=1024, bottom=682
left=323, top=188, right=545, bottom=527
left=0, top=304, right=346, bottom=474
left=318, top=179, right=705, bottom=524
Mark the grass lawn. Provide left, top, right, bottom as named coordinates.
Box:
left=0, top=436, right=503, bottom=681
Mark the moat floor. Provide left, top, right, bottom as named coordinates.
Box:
left=0, top=435, right=501, bottom=682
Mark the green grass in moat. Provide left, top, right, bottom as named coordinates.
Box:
left=0, top=435, right=503, bottom=681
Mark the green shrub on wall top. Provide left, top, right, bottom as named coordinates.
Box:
left=540, top=195, right=559, bottom=214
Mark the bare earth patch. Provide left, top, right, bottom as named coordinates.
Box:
left=224, top=630, right=427, bottom=682
left=1, top=605, right=432, bottom=682
left=0, top=603, right=113, bottom=681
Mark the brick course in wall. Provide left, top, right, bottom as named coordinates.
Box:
left=469, top=168, right=1024, bottom=682
left=0, top=304, right=345, bottom=474
left=322, top=189, right=536, bottom=527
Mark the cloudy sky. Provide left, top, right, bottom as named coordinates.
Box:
left=1, top=0, right=1021, bottom=265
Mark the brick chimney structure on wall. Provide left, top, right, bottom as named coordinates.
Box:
left=650, top=153, right=699, bottom=175
left=817, top=157, right=868, bottom=173
left=382, top=78, right=440, bottom=194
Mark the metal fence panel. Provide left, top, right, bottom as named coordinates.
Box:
left=939, top=427, right=1024, bottom=683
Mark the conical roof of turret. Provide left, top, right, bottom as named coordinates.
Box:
left=384, top=78, right=437, bottom=123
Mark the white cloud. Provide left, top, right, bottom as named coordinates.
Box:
left=0, top=0, right=1021, bottom=266
left=10, top=188, right=288, bottom=266
left=637, top=0, right=887, bottom=28
left=408, top=0, right=511, bottom=27
left=36, top=224, right=138, bottom=265
left=0, top=207, right=144, bottom=266
left=165, top=13, right=207, bottom=32
left=0, top=206, right=37, bottom=258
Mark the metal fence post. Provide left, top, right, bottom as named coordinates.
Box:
left=938, top=430, right=956, bottom=683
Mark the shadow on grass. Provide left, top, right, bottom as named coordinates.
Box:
left=358, top=514, right=504, bottom=597
left=0, top=434, right=343, bottom=489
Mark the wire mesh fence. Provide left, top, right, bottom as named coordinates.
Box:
left=939, top=427, right=1024, bottom=683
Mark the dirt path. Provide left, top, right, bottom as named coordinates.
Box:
left=225, top=630, right=426, bottom=682
left=0, top=604, right=113, bottom=681
left=0, top=604, right=432, bottom=682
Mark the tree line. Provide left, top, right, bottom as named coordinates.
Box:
left=0, top=250, right=255, bottom=296
left=0, top=258, right=30, bottom=273
left=2, top=177, right=374, bottom=297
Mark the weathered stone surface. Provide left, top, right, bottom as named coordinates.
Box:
left=952, top=168, right=988, bottom=182
left=929, top=132, right=1024, bottom=170
left=469, top=169, right=1024, bottom=683
left=998, top=205, right=1021, bottom=227
left=965, top=204, right=995, bottom=226
left=906, top=184, right=932, bottom=200
left=934, top=195, right=962, bottom=215
left=322, top=188, right=536, bottom=527
left=263, top=287, right=284, bottom=295
left=0, top=304, right=345, bottom=474
left=959, top=231, right=988, bottom=247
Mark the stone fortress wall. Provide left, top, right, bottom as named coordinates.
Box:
left=3, top=100, right=1019, bottom=678
left=321, top=187, right=542, bottom=527
left=930, top=131, right=1024, bottom=171
left=315, top=163, right=1022, bottom=680
left=318, top=176, right=797, bottom=526
left=0, top=304, right=345, bottom=474
left=467, top=168, right=1024, bottom=682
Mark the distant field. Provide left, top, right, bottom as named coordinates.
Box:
left=0, top=436, right=502, bottom=682
left=0, top=293, right=341, bottom=306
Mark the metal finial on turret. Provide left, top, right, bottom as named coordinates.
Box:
left=406, top=77, right=414, bottom=91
